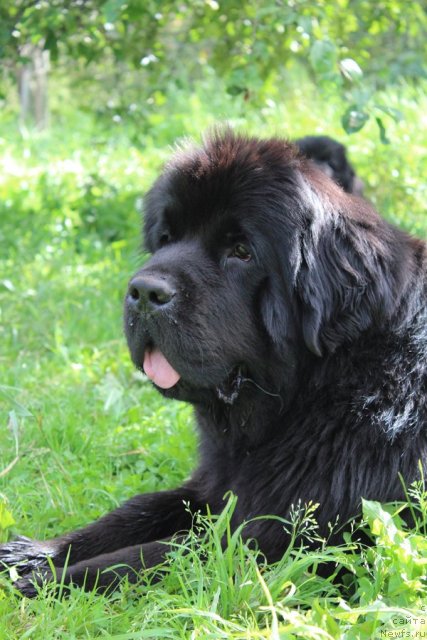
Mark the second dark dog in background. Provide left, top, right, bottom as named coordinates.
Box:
left=295, top=135, right=364, bottom=195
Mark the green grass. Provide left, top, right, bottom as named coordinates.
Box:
left=0, top=80, right=426, bottom=638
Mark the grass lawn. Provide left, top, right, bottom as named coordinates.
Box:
left=0, top=84, right=426, bottom=638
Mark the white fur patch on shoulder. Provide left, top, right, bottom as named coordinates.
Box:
left=296, top=173, right=339, bottom=245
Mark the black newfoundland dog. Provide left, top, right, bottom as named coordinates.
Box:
left=1, top=130, right=426, bottom=595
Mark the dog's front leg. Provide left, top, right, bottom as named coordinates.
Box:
left=14, top=537, right=185, bottom=596
left=0, top=485, right=201, bottom=583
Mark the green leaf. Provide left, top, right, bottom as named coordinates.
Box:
left=226, top=84, right=247, bottom=96
left=375, top=117, right=391, bottom=145
left=102, top=0, right=124, bottom=24
left=362, top=499, right=399, bottom=542
left=375, top=105, right=404, bottom=123
left=44, top=28, right=59, bottom=61
left=298, top=16, right=313, bottom=36
left=341, top=105, right=369, bottom=134
left=309, top=40, right=337, bottom=75
left=0, top=502, right=15, bottom=536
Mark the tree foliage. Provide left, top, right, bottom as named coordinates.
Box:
left=1, top=1, right=426, bottom=135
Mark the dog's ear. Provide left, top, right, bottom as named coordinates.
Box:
left=260, top=274, right=297, bottom=348
left=296, top=228, right=366, bottom=356
left=295, top=205, right=397, bottom=357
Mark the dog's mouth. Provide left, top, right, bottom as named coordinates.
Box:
left=143, top=345, right=245, bottom=405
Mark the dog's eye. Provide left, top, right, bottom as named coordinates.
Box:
left=159, top=232, right=171, bottom=247
left=229, top=244, right=251, bottom=261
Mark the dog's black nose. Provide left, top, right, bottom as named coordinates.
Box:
left=128, top=274, right=176, bottom=309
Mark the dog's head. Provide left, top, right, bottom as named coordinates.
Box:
left=125, top=130, right=402, bottom=407
left=295, top=135, right=364, bottom=196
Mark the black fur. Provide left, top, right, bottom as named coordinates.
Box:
left=295, top=135, right=364, bottom=195
left=1, top=130, right=426, bottom=595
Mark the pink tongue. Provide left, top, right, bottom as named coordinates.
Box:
left=143, top=348, right=181, bottom=389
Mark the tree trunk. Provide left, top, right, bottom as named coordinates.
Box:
left=17, top=44, right=50, bottom=129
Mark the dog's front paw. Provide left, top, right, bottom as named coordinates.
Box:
left=0, top=536, right=58, bottom=573
left=14, top=575, right=42, bottom=598
left=13, top=566, right=65, bottom=598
